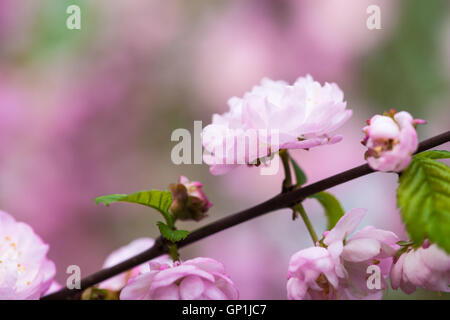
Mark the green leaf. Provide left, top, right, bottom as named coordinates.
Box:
left=414, top=150, right=450, bottom=160
left=157, top=222, right=190, bottom=243
left=95, top=190, right=173, bottom=224
left=309, top=192, right=345, bottom=229
left=94, top=194, right=128, bottom=206
left=397, top=156, right=450, bottom=253
left=289, top=155, right=307, bottom=186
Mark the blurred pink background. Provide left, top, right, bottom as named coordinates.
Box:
left=0, top=0, right=449, bottom=299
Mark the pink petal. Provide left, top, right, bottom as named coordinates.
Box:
left=183, top=257, right=225, bottom=274
left=324, top=208, right=367, bottom=245
left=201, top=281, right=228, bottom=300
left=120, top=272, right=156, bottom=300
left=287, top=277, right=308, bottom=300
left=179, top=276, right=205, bottom=300
left=152, top=284, right=180, bottom=300
left=342, top=238, right=381, bottom=262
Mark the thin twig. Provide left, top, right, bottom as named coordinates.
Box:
left=294, top=203, right=319, bottom=244
left=42, top=130, right=450, bottom=300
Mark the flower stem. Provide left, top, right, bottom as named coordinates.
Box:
left=167, top=243, right=180, bottom=261
left=279, top=149, right=292, bottom=192
left=294, top=203, right=319, bottom=245
left=281, top=150, right=318, bottom=244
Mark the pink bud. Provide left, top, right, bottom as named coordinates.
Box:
left=363, top=111, right=425, bottom=172
left=169, top=176, right=213, bottom=221
left=390, top=243, right=450, bottom=294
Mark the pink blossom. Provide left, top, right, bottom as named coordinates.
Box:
left=99, top=238, right=169, bottom=291
left=287, top=208, right=399, bottom=300
left=390, top=242, right=450, bottom=294
left=362, top=110, right=426, bottom=172
left=120, top=257, right=239, bottom=300
left=287, top=246, right=339, bottom=299
left=202, top=75, right=351, bottom=175
left=323, top=209, right=399, bottom=299
left=0, top=210, right=56, bottom=299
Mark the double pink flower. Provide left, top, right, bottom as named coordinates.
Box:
left=120, top=257, right=239, bottom=300
left=0, top=211, right=56, bottom=299
left=287, top=209, right=399, bottom=300
left=202, top=75, right=352, bottom=175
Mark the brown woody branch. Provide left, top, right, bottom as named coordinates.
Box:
left=42, top=130, right=450, bottom=300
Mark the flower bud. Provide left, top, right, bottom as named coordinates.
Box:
left=362, top=110, right=426, bottom=172
left=390, top=241, right=450, bottom=294
left=169, top=176, right=213, bottom=221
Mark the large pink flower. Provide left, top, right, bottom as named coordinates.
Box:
left=390, top=241, right=450, bottom=294
left=362, top=110, right=426, bottom=172
left=0, top=210, right=56, bottom=299
left=120, top=257, right=239, bottom=300
left=202, top=75, right=351, bottom=175
left=99, top=238, right=169, bottom=292
left=323, top=209, right=399, bottom=299
left=287, top=208, right=399, bottom=300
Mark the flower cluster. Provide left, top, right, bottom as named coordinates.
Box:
left=0, top=71, right=445, bottom=301
left=287, top=209, right=399, bottom=300
left=0, top=211, right=55, bottom=299
left=287, top=209, right=450, bottom=300
left=202, top=75, right=352, bottom=175
left=362, top=110, right=426, bottom=172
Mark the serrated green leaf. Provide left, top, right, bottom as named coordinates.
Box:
left=397, top=156, right=450, bottom=253
left=156, top=222, right=190, bottom=243
left=309, top=191, right=345, bottom=230
left=414, top=150, right=450, bottom=160
left=95, top=190, right=173, bottom=225
left=289, top=155, right=307, bottom=186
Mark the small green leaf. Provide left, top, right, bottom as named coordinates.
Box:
left=157, top=222, right=190, bottom=243
left=94, top=194, right=128, bottom=206
left=413, top=150, right=450, bottom=160
left=309, top=191, right=345, bottom=230
left=95, top=190, right=173, bottom=224
left=397, top=155, right=450, bottom=253
left=289, top=155, right=307, bottom=186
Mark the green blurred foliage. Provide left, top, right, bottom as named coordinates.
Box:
left=11, top=0, right=95, bottom=64
left=358, top=0, right=449, bottom=118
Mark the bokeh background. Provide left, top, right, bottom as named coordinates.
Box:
left=1, top=0, right=449, bottom=299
